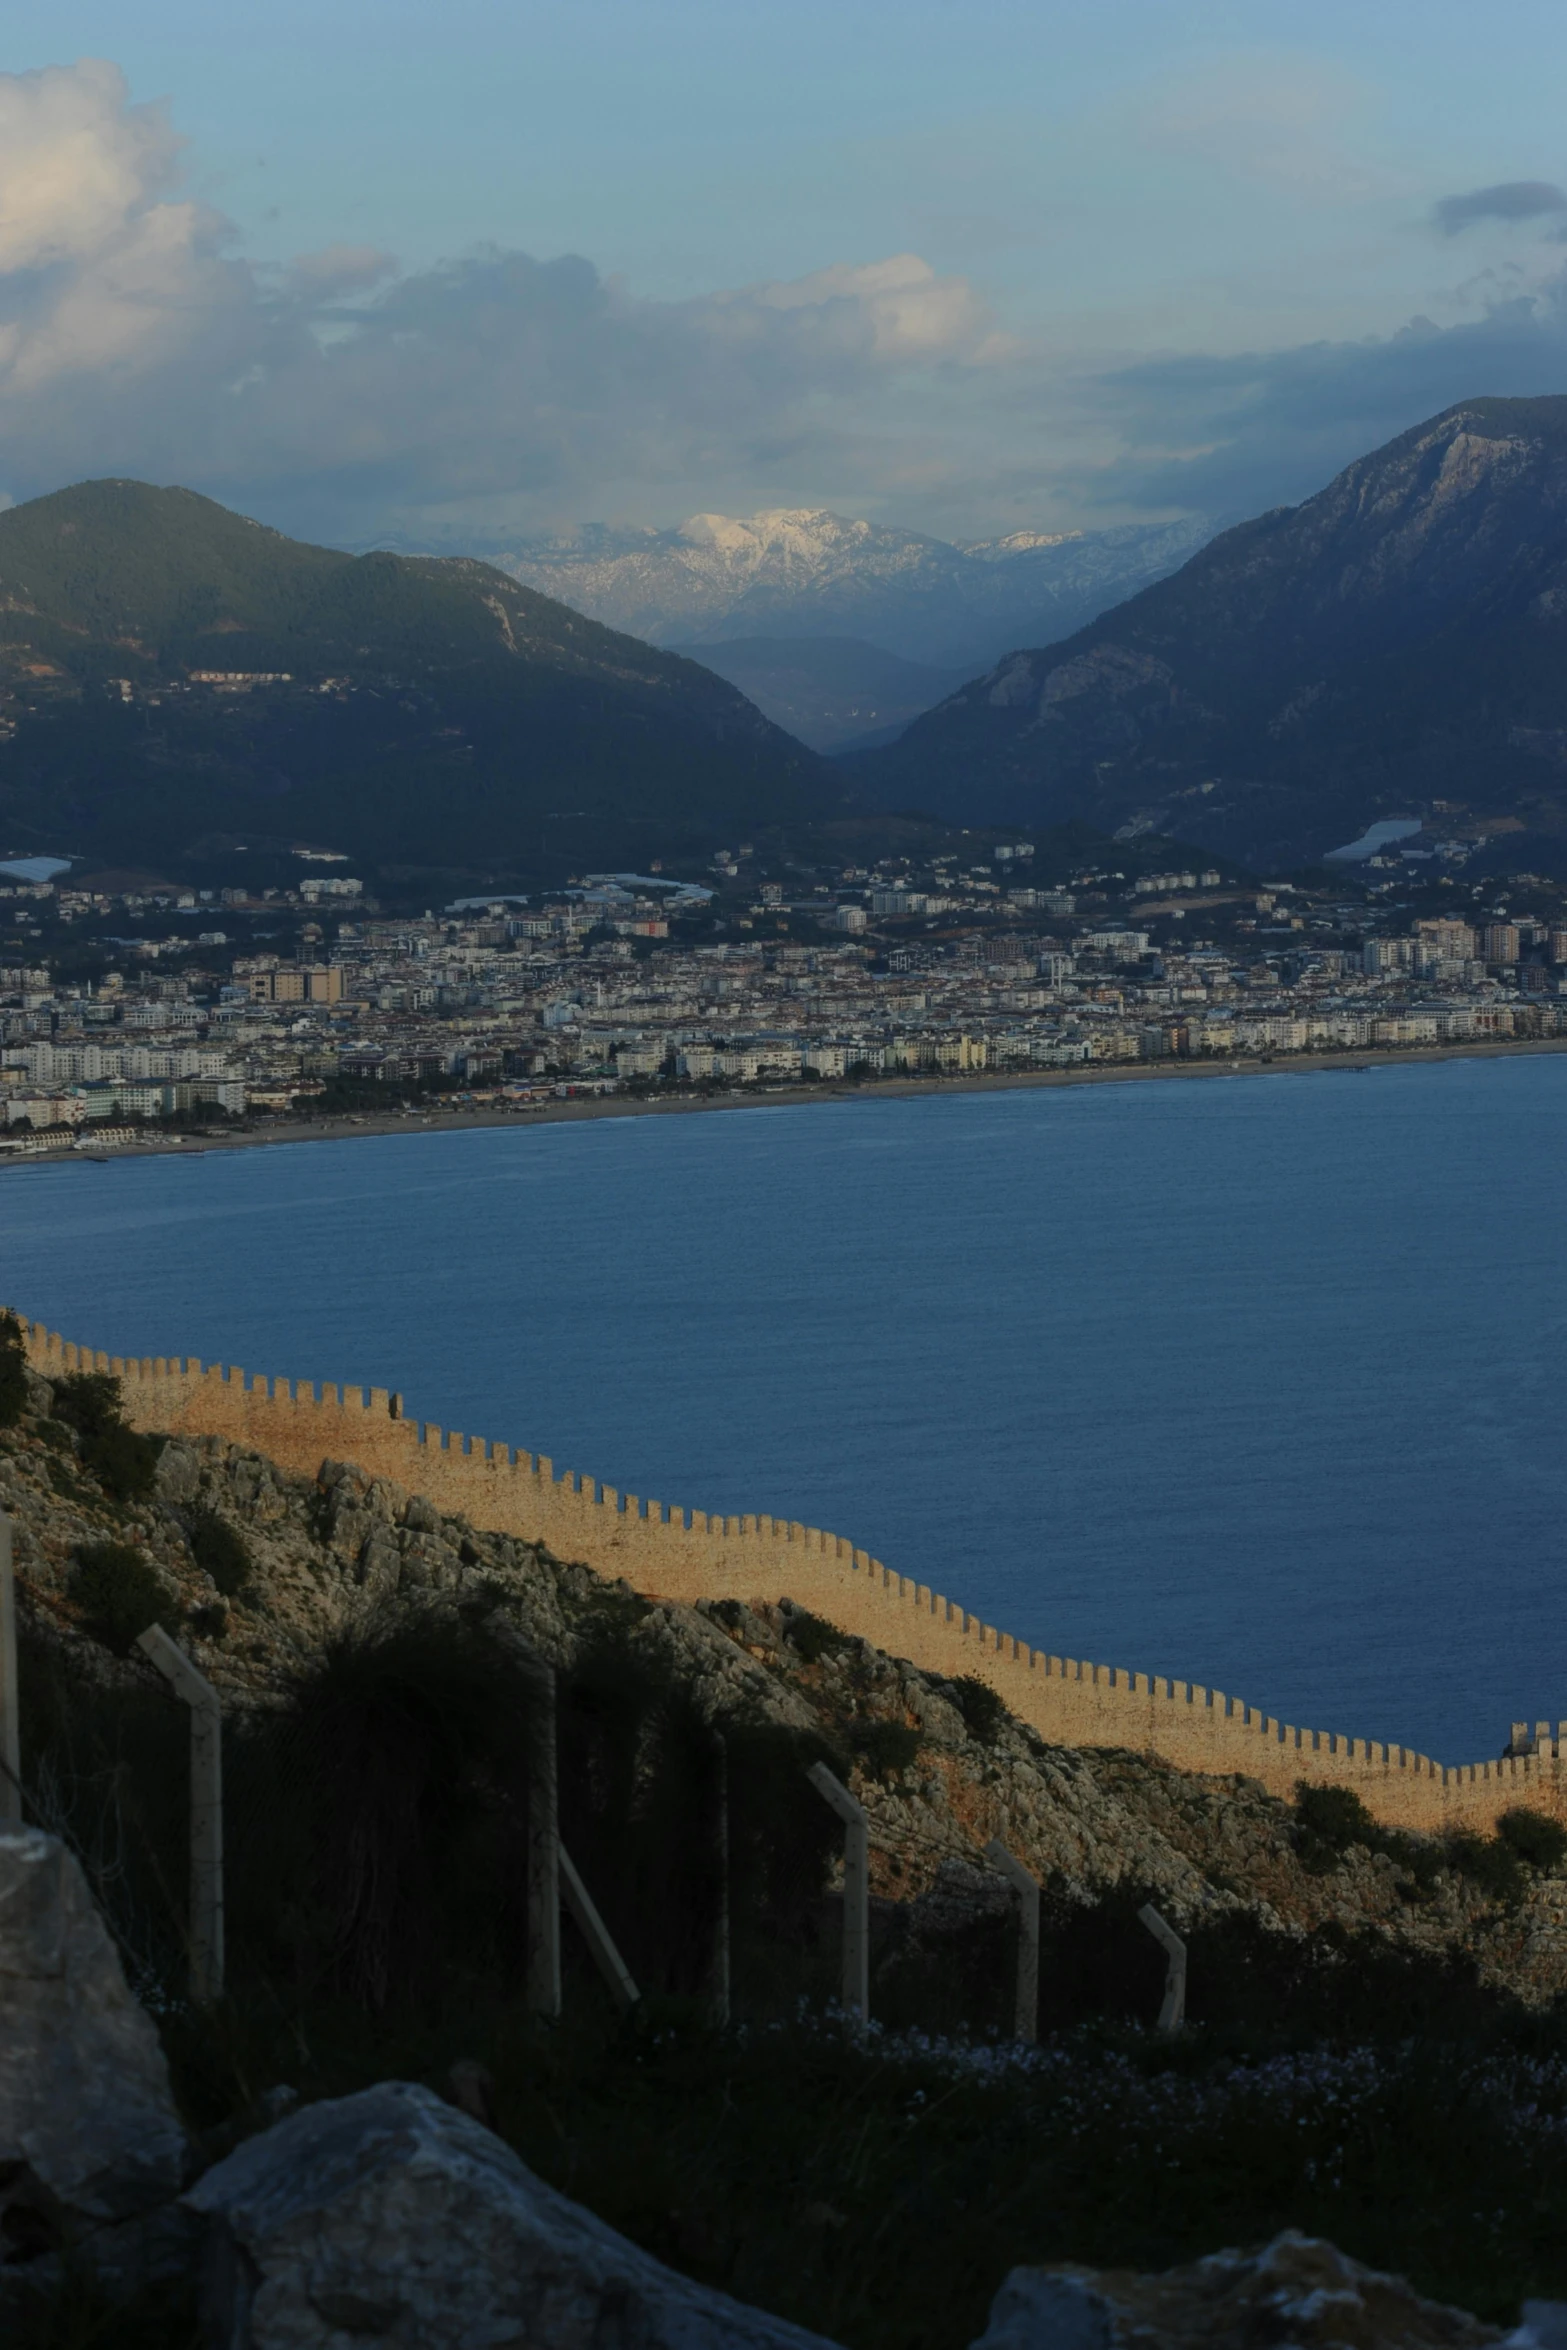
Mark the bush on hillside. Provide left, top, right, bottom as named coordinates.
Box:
left=1294, top=1781, right=1380, bottom=1857
left=0, top=1311, right=27, bottom=1429
left=187, top=1510, right=252, bottom=1597
left=70, top=1542, right=181, bottom=1655
left=1498, top=1807, right=1567, bottom=1871
left=1446, top=1832, right=1525, bottom=1905
left=1295, top=1780, right=1528, bottom=1906
left=51, top=1372, right=163, bottom=1501
left=850, top=1718, right=922, bottom=1783
left=945, top=1674, right=1009, bottom=1746
left=783, top=1606, right=851, bottom=1664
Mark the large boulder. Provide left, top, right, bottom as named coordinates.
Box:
left=185, top=2079, right=840, bottom=2349
left=971, top=2231, right=1501, bottom=2350
left=0, top=1828, right=187, bottom=2256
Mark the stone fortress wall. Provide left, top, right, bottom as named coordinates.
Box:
left=20, top=1315, right=1564, bottom=1835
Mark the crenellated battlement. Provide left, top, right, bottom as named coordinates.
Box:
left=18, top=1313, right=1560, bottom=1835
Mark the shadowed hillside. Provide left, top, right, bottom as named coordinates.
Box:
left=0, top=481, right=835, bottom=885
left=851, top=398, right=1567, bottom=872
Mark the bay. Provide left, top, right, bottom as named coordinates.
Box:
left=4, top=1052, right=1565, bottom=1765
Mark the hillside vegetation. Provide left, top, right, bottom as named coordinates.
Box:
left=12, top=1323, right=1567, bottom=2343
left=853, top=397, right=1567, bottom=873
left=0, top=481, right=834, bottom=885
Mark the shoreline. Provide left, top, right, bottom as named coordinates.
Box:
left=8, top=1032, right=1567, bottom=1166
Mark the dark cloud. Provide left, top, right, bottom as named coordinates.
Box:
left=1432, top=180, right=1567, bottom=236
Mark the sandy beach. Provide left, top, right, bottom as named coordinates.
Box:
left=8, top=1032, right=1567, bottom=1169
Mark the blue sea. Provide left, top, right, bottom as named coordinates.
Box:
left=5, top=1055, right=1565, bottom=1764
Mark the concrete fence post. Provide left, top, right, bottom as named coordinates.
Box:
left=984, top=1839, right=1040, bottom=2043
left=135, top=1625, right=223, bottom=2002
left=0, top=1515, right=20, bottom=1827
left=711, top=1733, right=731, bottom=2028
left=1137, top=1902, right=1186, bottom=2033
left=523, top=1661, right=561, bottom=2020
left=807, top=1761, right=868, bottom=2022
left=559, top=1846, right=640, bottom=2014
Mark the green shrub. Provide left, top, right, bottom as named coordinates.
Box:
left=0, top=1311, right=27, bottom=1429
left=851, top=1718, right=921, bottom=1782
left=1295, top=1781, right=1379, bottom=1853
left=70, top=1543, right=182, bottom=1655
left=1498, top=1807, right=1567, bottom=1871
left=784, top=1607, right=851, bottom=1664
left=1292, top=1781, right=1446, bottom=1891
left=50, top=1372, right=163, bottom=1501
left=1446, top=1832, right=1526, bottom=1905
left=945, top=1674, right=1009, bottom=1745
left=50, top=1370, right=124, bottom=1439
left=188, top=1510, right=252, bottom=1596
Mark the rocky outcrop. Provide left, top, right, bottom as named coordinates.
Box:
left=185, top=2081, right=839, bottom=2350
left=0, top=1829, right=187, bottom=2261
left=972, top=2232, right=1502, bottom=2350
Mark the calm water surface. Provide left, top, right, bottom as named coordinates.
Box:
left=4, top=1056, right=1565, bottom=1763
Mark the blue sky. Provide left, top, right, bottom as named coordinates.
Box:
left=4, top=1, right=1567, bottom=543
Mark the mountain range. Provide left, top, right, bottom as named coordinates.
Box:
left=0, top=482, right=831, bottom=887
left=851, top=396, right=1567, bottom=873
left=492, top=509, right=1213, bottom=742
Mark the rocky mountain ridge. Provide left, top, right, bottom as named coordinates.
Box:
left=850, top=397, right=1567, bottom=872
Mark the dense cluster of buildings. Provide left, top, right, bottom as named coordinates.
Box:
left=3, top=848, right=1567, bottom=1148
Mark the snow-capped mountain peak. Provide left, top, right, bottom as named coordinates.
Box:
left=491, top=506, right=1212, bottom=672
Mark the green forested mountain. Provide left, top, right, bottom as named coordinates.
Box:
left=851, top=398, right=1567, bottom=872
left=0, top=482, right=834, bottom=882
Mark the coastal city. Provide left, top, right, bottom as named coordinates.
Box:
left=3, top=832, right=1566, bottom=1150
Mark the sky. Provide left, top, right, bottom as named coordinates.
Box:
left=5, top=0, right=1567, bottom=548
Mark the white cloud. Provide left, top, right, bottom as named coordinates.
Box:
left=0, top=60, right=1007, bottom=539
left=7, top=55, right=1567, bottom=551
left=746, top=254, right=1004, bottom=362
left=0, top=58, right=249, bottom=397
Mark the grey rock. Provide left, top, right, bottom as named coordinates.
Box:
left=185, top=2080, right=840, bottom=2350
left=0, top=1829, right=188, bottom=2236
left=970, top=2232, right=1499, bottom=2350
left=973, top=2272, right=1110, bottom=2350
